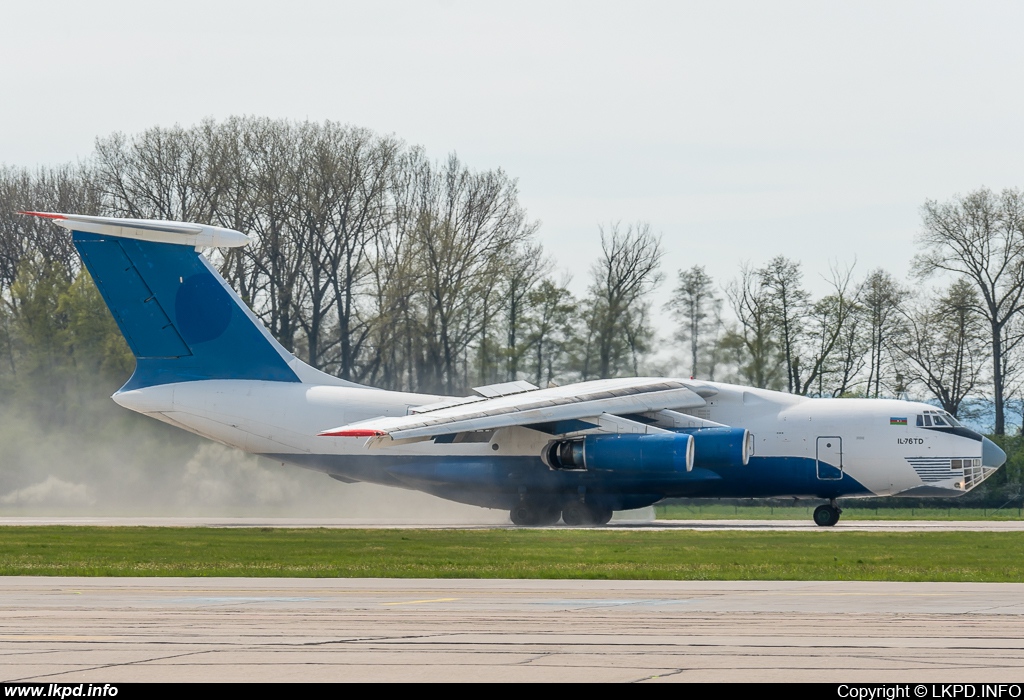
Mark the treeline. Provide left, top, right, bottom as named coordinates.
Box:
left=1, top=118, right=666, bottom=398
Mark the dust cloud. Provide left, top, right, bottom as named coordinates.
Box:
left=0, top=475, right=97, bottom=508
left=0, top=399, right=507, bottom=523
left=0, top=399, right=653, bottom=524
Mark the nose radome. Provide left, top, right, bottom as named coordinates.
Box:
left=982, top=437, right=1007, bottom=468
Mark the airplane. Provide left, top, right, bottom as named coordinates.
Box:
left=21, top=211, right=1009, bottom=527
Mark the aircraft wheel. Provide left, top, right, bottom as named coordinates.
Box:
left=813, top=504, right=840, bottom=527
left=510, top=504, right=539, bottom=526
left=561, top=501, right=592, bottom=526
left=562, top=502, right=612, bottom=526
left=510, top=503, right=560, bottom=526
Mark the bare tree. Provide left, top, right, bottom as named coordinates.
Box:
left=583, top=222, right=664, bottom=379
left=914, top=188, right=1024, bottom=434
left=238, top=120, right=307, bottom=352
left=795, top=264, right=861, bottom=396
left=859, top=269, right=905, bottom=398
left=360, top=177, right=419, bottom=389
left=292, top=123, right=399, bottom=376
left=501, top=241, right=551, bottom=382
left=622, top=301, right=655, bottom=377
left=412, top=154, right=536, bottom=393
left=0, top=165, right=98, bottom=295
left=759, top=256, right=809, bottom=394
left=723, top=264, right=782, bottom=389
left=666, top=265, right=721, bottom=379
left=997, top=312, right=1024, bottom=425
left=94, top=122, right=222, bottom=222
left=522, top=277, right=577, bottom=387
left=823, top=296, right=867, bottom=397
left=894, top=279, right=987, bottom=417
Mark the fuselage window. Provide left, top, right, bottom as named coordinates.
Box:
left=922, top=415, right=932, bottom=427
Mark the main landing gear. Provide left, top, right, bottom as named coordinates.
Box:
left=509, top=500, right=613, bottom=527
left=813, top=500, right=842, bottom=527
left=560, top=501, right=613, bottom=527
left=509, top=502, right=561, bottom=526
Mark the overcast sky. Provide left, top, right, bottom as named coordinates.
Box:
left=3, top=0, right=1023, bottom=313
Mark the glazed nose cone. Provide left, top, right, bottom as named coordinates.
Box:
left=982, top=437, right=1007, bottom=468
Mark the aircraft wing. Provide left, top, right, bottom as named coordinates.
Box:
left=319, top=377, right=714, bottom=444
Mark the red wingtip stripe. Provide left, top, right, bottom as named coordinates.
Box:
left=18, top=211, right=67, bottom=220
left=318, top=428, right=387, bottom=437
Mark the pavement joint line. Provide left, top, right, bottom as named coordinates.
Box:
left=337, top=640, right=1024, bottom=650
left=381, top=598, right=460, bottom=606
left=632, top=667, right=686, bottom=682
left=515, top=652, right=556, bottom=665
left=0, top=636, right=122, bottom=642
left=297, top=633, right=455, bottom=646
left=4, top=649, right=210, bottom=683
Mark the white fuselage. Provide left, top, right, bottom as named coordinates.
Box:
left=112, top=379, right=991, bottom=499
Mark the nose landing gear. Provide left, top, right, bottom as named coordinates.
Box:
left=813, top=500, right=842, bottom=527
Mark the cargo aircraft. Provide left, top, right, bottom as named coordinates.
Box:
left=22, top=212, right=1008, bottom=526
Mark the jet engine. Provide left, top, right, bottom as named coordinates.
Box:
left=543, top=433, right=694, bottom=474
left=675, top=427, right=753, bottom=468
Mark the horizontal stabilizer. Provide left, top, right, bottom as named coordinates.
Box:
left=20, top=212, right=250, bottom=249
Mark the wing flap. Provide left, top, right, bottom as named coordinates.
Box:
left=596, top=413, right=672, bottom=435
left=472, top=380, right=539, bottom=397
left=640, top=409, right=731, bottom=430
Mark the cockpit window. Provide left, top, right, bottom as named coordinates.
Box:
left=916, top=409, right=964, bottom=428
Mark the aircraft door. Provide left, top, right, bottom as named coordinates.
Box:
left=816, top=436, right=843, bottom=480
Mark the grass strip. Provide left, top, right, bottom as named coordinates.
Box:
left=0, top=527, right=1021, bottom=582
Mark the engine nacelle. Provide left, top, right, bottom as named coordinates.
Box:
left=675, top=427, right=752, bottom=468
left=543, top=433, right=694, bottom=474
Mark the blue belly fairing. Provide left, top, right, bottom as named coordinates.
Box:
left=268, top=453, right=872, bottom=510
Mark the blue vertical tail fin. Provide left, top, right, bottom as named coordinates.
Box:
left=23, top=212, right=352, bottom=390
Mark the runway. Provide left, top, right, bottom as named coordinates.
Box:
left=1, top=516, right=1023, bottom=531
left=1, top=577, right=1022, bottom=682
